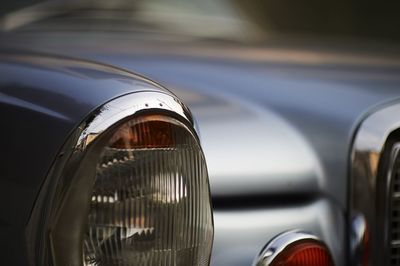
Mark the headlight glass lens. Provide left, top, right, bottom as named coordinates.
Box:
left=83, top=115, right=213, bottom=266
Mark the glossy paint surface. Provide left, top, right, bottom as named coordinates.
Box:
left=0, top=53, right=170, bottom=264
left=3, top=35, right=400, bottom=207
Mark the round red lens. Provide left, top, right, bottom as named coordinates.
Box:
left=271, top=240, right=334, bottom=266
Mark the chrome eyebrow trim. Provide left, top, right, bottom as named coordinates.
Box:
left=76, top=91, right=196, bottom=149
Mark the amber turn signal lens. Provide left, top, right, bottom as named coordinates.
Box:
left=271, top=240, right=334, bottom=266
left=109, top=115, right=175, bottom=149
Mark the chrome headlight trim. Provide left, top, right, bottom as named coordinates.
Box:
left=26, top=90, right=211, bottom=266
left=76, top=91, right=196, bottom=149
left=350, top=102, right=400, bottom=266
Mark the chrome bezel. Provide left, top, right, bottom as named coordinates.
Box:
left=26, top=90, right=205, bottom=266
left=253, top=230, right=325, bottom=266
left=75, top=91, right=196, bottom=149
left=350, top=102, right=400, bottom=266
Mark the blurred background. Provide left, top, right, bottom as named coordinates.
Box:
left=1, top=0, right=400, bottom=43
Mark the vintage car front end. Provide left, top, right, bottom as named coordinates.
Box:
left=2, top=1, right=400, bottom=265
left=0, top=54, right=214, bottom=265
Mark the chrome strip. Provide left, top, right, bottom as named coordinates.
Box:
left=350, top=102, right=400, bottom=266
left=76, top=91, right=195, bottom=149
left=252, top=230, right=322, bottom=266
left=350, top=213, right=368, bottom=266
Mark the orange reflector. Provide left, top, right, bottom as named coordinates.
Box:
left=271, top=240, right=334, bottom=266
left=109, top=115, right=176, bottom=149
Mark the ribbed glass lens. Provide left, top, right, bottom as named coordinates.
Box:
left=83, top=115, right=213, bottom=266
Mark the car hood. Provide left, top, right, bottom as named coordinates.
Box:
left=91, top=45, right=400, bottom=208
left=169, top=86, right=325, bottom=198
left=3, top=33, right=400, bottom=207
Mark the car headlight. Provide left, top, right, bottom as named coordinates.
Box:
left=27, top=91, right=214, bottom=266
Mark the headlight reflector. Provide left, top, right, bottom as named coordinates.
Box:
left=83, top=114, right=213, bottom=266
